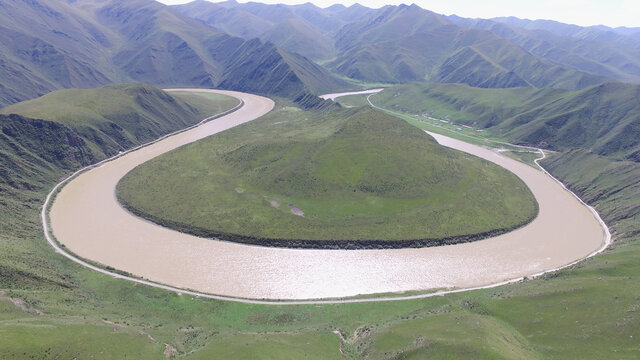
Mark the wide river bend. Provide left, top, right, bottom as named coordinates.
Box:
left=48, top=89, right=606, bottom=300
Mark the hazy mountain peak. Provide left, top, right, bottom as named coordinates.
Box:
left=326, top=3, right=346, bottom=11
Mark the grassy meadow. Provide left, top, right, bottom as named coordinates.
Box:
left=1, top=85, right=240, bottom=160
left=370, top=82, right=640, bottom=162
left=117, top=103, right=537, bottom=248
left=1, top=88, right=639, bottom=358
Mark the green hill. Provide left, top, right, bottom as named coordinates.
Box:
left=117, top=105, right=537, bottom=248
left=372, top=82, right=640, bottom=161
left=0, top=85, right=236, bottom=249
left=1, top=84, right=238, bottom=160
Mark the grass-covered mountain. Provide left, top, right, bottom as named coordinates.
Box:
left=176, top=1, right=640, bottom=91
left=262, top=18, right=336, bottom=61
left=4, top=0, right=640, bottom=106
left=0, top=85, right=236, bottom=245
left=0, top=84, right=238, bottom=160
left=175, top=0, right=348, bottom=61
left=372, top=82, right=640, bottom=161
left=450, top=16, right=640, bottom=84
left=327, top=4, right=608, bottom=89
left=117, top=104, right=536, bottom=248
left=0, top=0, right=116, bottom=106
left=0, top=0, right=350, bottom=108
left=491, top=17, right=640, bottom=45
left=176, top=1, right=625, bottom=89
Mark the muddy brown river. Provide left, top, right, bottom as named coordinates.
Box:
left=49, top=89, right=606, bottom=300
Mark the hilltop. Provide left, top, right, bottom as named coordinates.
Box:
left=117, top=105, right=537, bottom=248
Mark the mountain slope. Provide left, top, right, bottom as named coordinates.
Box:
left=0, top=84, right=225, bottom=159
left=328, top=7, right=607, bottom=89
left=452, top=16, right=640, bottom=84
left=0, top=0, right=350, bottom=107
left=0, top=0, right=116, bottom=106
left=263, top=17, right=335, bottom=60
left=326, top=4, right=608, bottom=89
left=175, top=0, right=339, bottom=61
left=174, top=1, right=637, bottom=90
left=174, top=0, right=272, bottom=39
left=333, top=4, right=450, bottom=51
left=374, top=82, right=640, bottom=161
left=500, top=82, right=640, bottom=159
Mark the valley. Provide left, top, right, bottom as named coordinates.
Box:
left=45, top=89, right=603, bottom=300
left=1, top=0, right=640, bottom=358
left=2, top=84, right=637, bottom=358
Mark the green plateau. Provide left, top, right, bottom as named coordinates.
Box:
left=116, top=104, right=537, bottom=248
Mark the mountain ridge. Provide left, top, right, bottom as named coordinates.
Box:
left=175, top=1, right=640, bottom=90
left=0, top=0, right=351, bottom=107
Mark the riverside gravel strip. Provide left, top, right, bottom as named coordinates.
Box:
left=46, top=89, right=608, bottom=301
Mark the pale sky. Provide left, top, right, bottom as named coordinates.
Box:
left=157, top=0, right=640, bottom=28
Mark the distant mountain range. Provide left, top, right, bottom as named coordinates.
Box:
left=2, top=0, right=640, bottom=108
left=0, top=0, right=349, bottom=107
left=177, top=1, right=640, bottom=89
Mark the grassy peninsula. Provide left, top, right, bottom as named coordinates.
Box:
left=117, top=103, right=537, bottom=248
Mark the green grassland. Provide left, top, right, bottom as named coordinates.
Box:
left=117, top=103, right=537, bottom=248
left=1, top=87, right=640, bottom=358
left=164, top=91, right=241, bottom=117
left=336, top=94, right=372, bottom=108
left=1, top=84, right=239, bottom=160
left=0, top=86, right=238, bottom=267
left=370, top=81, right=640, bottom=161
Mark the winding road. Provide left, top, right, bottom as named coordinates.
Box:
left=43, top=88, right=609, bottom=303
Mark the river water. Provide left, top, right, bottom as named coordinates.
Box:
left=49, top=89, right=605, bottom=300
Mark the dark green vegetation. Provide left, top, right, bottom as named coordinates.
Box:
left=0, top=0, right=350, bottom=108
left=373, top=82, right=640, bottom=161
left=117, top=104, right=536, bottom=248
left=0, top=86, right=639, bottom=358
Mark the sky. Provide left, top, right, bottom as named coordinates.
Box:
left=157, top=0, right=640, bottom=28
